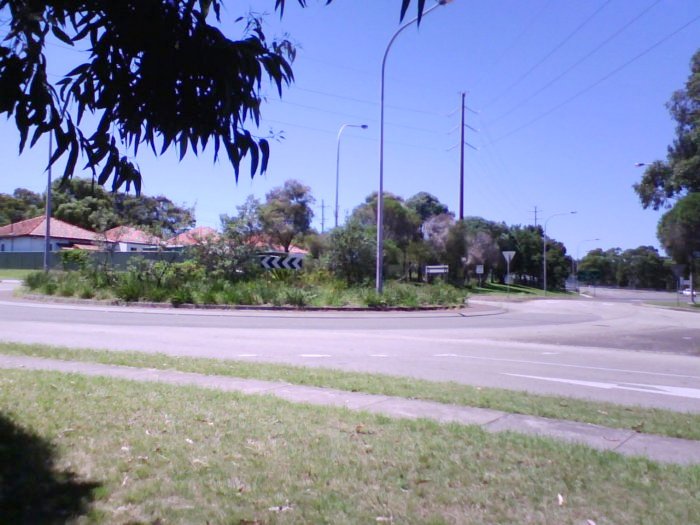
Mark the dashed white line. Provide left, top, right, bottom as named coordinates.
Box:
left=300, top=354, right=331, bottom=358
left=370, top=354, right=388, bottom=358
left=237, top=354, right=258, bottom=357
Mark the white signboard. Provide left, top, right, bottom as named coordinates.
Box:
left=475, top=264, right=484, bottom=275
left=502, top=251, right=516, bottom=263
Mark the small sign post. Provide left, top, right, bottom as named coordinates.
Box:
left=475, top=264, right=484, bottom=287
left=502, top=251, right=516, bottom=296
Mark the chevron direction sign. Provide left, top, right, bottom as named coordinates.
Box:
left=259, top=254, right=304, bottom=270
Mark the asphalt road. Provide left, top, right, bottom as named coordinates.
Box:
left=1, top=282, right=699, bottom=413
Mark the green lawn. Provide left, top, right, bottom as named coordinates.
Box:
left=0, top=269, right=33, bottom=280
left=470, top=282, right=574, bottom=297
left=1, top=369, right=698, bottom=524
left=2, top=341, right=699, bottom=441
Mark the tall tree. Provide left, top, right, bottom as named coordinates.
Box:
left=259, top=179, right=315, bottom=252
left=350, top=192, right=421, bottom=276
left=0, top=0, right=432, bottom=191
left=406, top=192, right=449, bottom=222
left=657, top=193, right=700, bottom=299
left=634, top=50, right=700, bottom=210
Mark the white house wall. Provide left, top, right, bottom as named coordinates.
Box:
left=0, top=236, right=80, bottom=252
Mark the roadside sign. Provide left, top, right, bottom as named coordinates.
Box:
left=475, top=265, right=484, bottom=275
left=502, top=251, right=516, bottom=297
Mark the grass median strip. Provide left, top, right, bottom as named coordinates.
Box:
left=1, top=341, right=699, bottom=441
left=2, top=369, right=699, bottom=524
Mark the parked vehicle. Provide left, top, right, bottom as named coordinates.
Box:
left=681, top=288, right=696, bottom=297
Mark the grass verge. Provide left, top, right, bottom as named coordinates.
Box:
left=1, top=341, right=699, bottom=441
left=1, top=369, right=699, bottom=524
left=470, top=282, right=573, bottom=297
left=0, top=268, right=32, bottom=280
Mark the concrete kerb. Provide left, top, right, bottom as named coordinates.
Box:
left=1, top=353, right=699, bottom=466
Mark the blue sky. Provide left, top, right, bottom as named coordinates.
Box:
left=1, top=0, right=699, bottom=258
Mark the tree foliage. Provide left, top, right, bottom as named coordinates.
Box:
left=325, top=220, right=375, bottom=285
left=634, top=49, right=700, bottom=210
left=405, top=192, right=449, bottom=222
left=0, top=0, right=433, bottom=192
left=657, top=192, right=700, bottom=265
left=0, top=178, right=194, bottom=235
left=259, top=179, right=315, bottom=252
left=578, top=246, right=672, bottom=289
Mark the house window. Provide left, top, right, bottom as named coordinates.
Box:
left=0, top=243, right=4, bottom=252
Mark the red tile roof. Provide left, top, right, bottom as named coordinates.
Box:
left=167, top=226, right=220, bottom=246
left=245, top=234, right=309, bottom=255
left=0, top=216, right=97, bottom=242
left=104, top=226, right=161, bottom=245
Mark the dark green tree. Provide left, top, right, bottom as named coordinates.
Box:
left=634, top=50, right=700, bottom=209
left=657, top=193, right=700, bottom=298
left=0, top=0, right=431, bottom=191
left=405, top=192, right=449, bottom=222
left=325, top=220, right=376, bottom=285
left=350, top=192, right=421, bottom=276
left=0, top=188, right=44, bottom=226
left=259, top=179, right=315, bottom=252
left=444, top=220, right=468, bottom=284
left=221, top=195, right=263, bottom=242
left=578, top=248, right=621, bottom=286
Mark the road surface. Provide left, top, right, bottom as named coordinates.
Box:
left=1, top=282, right=699, bottom=413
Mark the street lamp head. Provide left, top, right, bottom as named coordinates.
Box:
left=634, top=162, right=646, bottom=167
left=438, top=0, right=455, bottom=4
left=360, top=125, right=369, bottom=129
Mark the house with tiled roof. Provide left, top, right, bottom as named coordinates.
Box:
left=244, top=234, right=309, bottom=255
left=166, top=226, right=220, bottom=247
left=0, top=216, right=98, bottom=252
left=104, top=226, right=162, bottom=252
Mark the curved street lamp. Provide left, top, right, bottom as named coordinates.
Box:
left=543, top=211, right=576, bottom=295
left=377, top=0, right=454, bottom=293
left=335, top=123, right=368, bottom=229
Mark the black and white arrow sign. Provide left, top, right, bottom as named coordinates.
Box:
left=259, top=254, right=304, bottom=270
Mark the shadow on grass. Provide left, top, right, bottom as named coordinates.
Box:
left=0, top=412, right=100, bottom=524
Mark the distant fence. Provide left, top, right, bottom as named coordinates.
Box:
left=0, top=251, right=186, bottom=271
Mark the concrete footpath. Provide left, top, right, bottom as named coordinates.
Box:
left=2, top=354, right=699, bottom=466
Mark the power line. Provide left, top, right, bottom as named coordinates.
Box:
left=293, top=86, right=446, bottom=117
left=263, top=118, right=443, bottom=152
left=483, top=0, right=614, bottom=109
left=493, top=12, right=700, bottom=143
left=275, top=99, right=447, bottom=136
left=489, top=0, right=662, bottom=125
left=470, top=0, right=555, bottom=91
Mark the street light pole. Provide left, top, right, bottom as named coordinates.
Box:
left=543, top=211, right=576, bottom=295
left=377, top=0, right=453, bottom=293
left=335, top=123, right=368, bottom=229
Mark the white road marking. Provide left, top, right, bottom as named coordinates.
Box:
left=370, top=354, right=388, bottom=358
left=237, top=354, right=258, bottom=358
left=541, top=352, right=559, bottom=355
left=433, top=353, right=700, bottom=380
left=300, top=354, right=331, bottom=358
left=505, top=373, right=700, bottom=400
